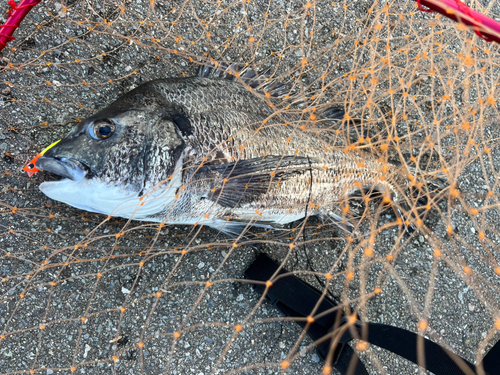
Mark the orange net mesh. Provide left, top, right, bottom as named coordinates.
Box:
left=1, top=0, right=500, bottom=374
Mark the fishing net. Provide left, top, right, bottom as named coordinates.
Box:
left=1, top=0, right=500, bottom=374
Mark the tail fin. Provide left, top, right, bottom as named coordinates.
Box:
left=407, top=168, right=449, bottom=207
left=396, top=168, right=449, bottom=234
left=346, top=165, right=450, bottom=235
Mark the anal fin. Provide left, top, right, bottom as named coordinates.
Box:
left=207, top=220, right=277, bottom=239
left=318, top=210, right=355, bottom=235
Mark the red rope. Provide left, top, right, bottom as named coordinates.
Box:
left=7, top=0, right=17, bottom=15
left=0, top=0, right=41, bottom=52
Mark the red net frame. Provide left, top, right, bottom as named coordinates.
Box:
left=0, top=0, right=41, bottom=51
left=1, top=0, right=500, bottom=52
left=416, top=0, right=500, bottom=43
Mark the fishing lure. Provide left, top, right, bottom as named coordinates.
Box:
left=23, top=139, right=61, bottom=177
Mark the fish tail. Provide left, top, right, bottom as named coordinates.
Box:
left=393, top=166, right=449, bottom=233
left=406, top=167, right=449, bottom=207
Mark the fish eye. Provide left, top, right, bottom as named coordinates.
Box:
left=93, top=119, right=116, bottom=140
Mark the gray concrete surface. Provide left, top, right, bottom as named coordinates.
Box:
left=1, top=0, right=500, bottom=374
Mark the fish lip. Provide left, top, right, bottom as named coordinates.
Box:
left=35, top=156, right=89, bottom=182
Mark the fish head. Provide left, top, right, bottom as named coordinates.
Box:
left=36, top=106, right=186, bottom=219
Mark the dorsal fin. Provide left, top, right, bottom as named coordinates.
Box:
left=195, top=62, right=288, bottom=97
left=196, top=62, right=240, bottom=80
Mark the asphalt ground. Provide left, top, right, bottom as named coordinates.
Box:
left=1, top=0, right=500, bottom=374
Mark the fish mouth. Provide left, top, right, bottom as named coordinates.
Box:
left=36, top=156, right=89, bottom=182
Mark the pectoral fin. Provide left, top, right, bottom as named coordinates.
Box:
left=195, top=155, right=314, bottom=208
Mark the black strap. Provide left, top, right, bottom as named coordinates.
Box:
left=482, top=340, right=500, bottom=375
left=348, top=323, right=477, bottom=375
left=244, top=253, right=499, bottom=375
left=245, top=253, right=368, bottom=374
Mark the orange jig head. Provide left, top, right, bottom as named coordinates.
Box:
left=23, top=139, right=61, bottom=177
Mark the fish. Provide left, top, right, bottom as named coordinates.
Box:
left=35, top=63, right=448, bottom=237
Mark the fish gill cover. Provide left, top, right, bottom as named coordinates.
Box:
left=1, top=0, right=500, bottom=374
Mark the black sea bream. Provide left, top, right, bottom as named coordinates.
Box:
left=35, top=64, right=446, bottom=236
